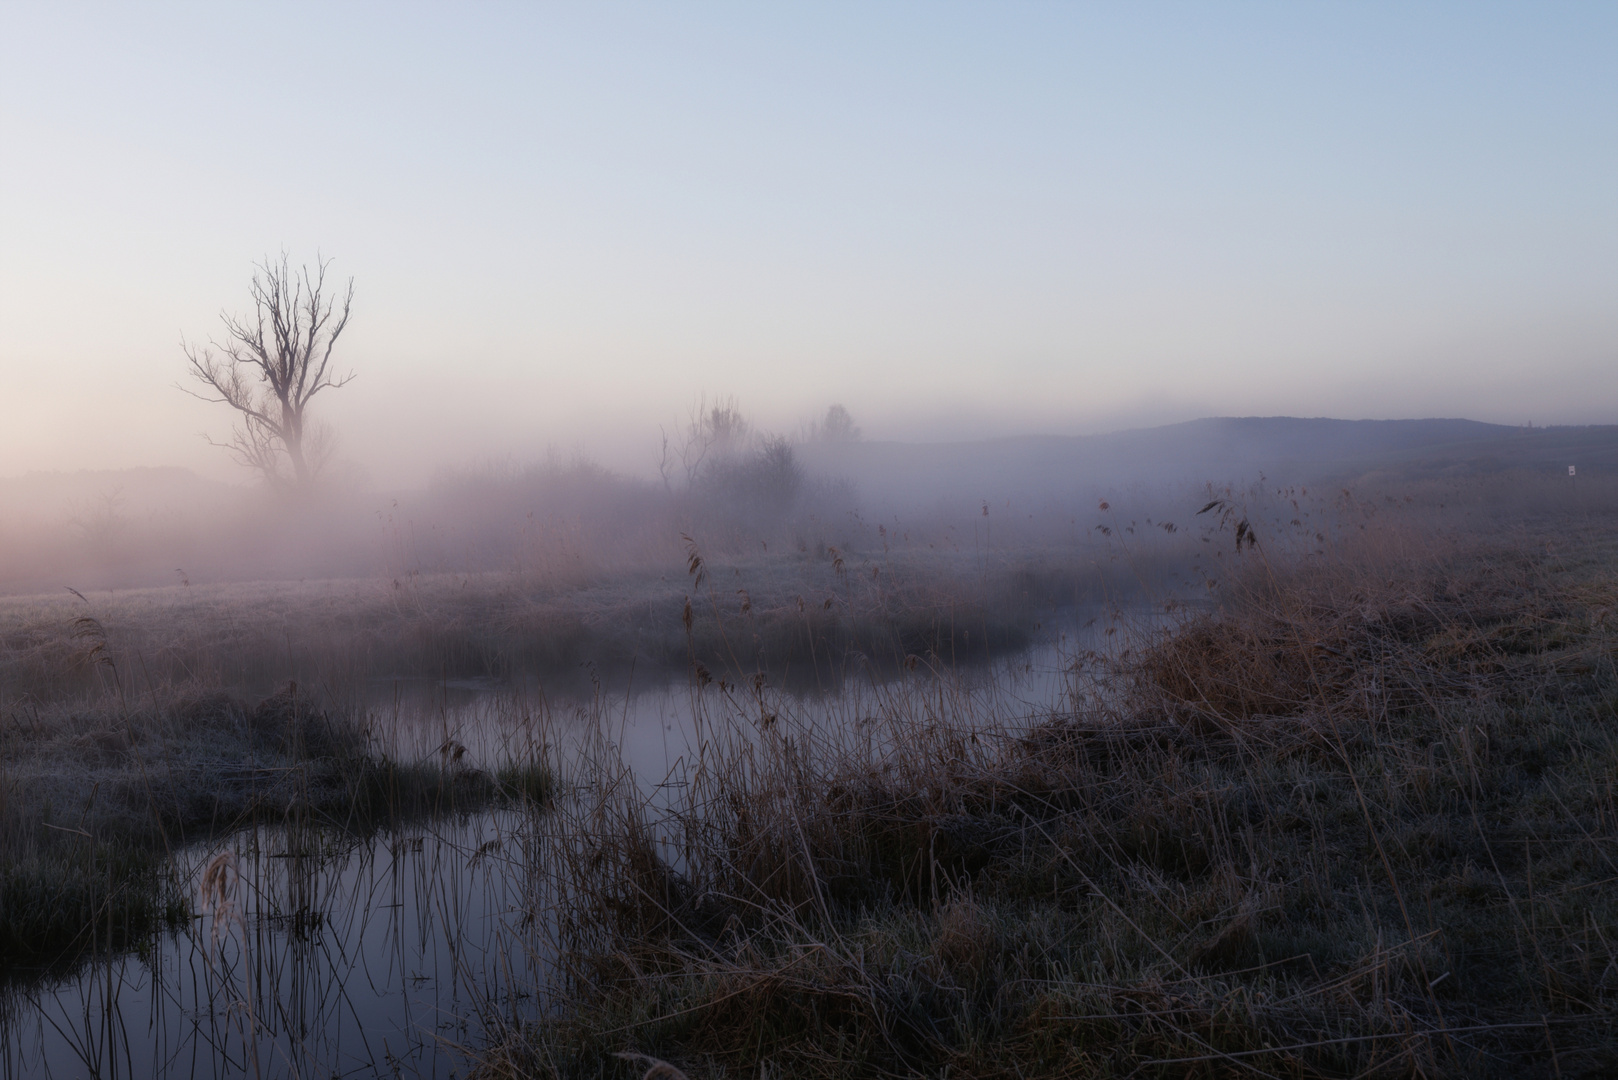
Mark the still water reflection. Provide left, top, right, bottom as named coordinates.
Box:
left=6, top=810, right=547, bottom=1080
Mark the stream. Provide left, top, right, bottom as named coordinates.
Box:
left=2, top=613, right=1150, bottom=1079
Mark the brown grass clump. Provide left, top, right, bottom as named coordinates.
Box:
left=477, top=516, right=1618, bottom=1078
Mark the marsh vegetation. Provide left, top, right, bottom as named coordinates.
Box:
left=3, top=469, right=1616, bottom=1078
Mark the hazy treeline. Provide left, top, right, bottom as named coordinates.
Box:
left=0, top=402, right=855, bottom=593
left=1, top=409, right=1612, bottom=597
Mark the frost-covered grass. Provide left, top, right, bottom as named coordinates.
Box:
left=0, top=546, right=1124, bottom=702
left=0, top=684, right=529, bottom=970
left=477, top=516, right=1618, bottom=1078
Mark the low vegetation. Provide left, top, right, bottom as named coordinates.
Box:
left=478, top=519, right=1618, bottom=1078
left=0, top=549, right=1119, bottom=701
left=0, top=682, right=541, bottom=970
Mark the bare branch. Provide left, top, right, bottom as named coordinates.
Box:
left=180, top=253, right=357, bottom=488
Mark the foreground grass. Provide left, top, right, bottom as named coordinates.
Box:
left=483, top=524, right=1618, bottom=1078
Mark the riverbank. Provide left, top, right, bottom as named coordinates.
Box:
left=0, top=685, right=532, bottom=971
left=478, top=516, right=1618, bottom=1078
left=0, top=548, right=1132, bottom=703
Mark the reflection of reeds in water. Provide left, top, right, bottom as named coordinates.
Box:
left=198, top=849, right=261, bottom=1080
left=5, top=797, right=559, bottom=1079
left=614, top=1051, right=691, bottom=1079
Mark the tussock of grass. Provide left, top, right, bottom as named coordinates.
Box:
left=482, top=525, right=1618, bottom=1078
left=0, top=841, right=187, bottom=977
left=497, top=760, right=556, bottom=806
left=0, top=682, right=503, bottom=969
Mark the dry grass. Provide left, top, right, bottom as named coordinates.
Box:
left=477, top=515, right=1618, bottom=1078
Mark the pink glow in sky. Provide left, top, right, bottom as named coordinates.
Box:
left=2, top=2, right=1614, bottom=484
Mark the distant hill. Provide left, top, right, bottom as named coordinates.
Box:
left=797, top=417, right=1618, bottom=508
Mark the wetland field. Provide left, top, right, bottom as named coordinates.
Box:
left=4, top=477, right=1618, bottom=1079
left=8, top=4, right=1618, bottom=1072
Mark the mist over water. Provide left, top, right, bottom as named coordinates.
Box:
left=3, top=410, right=1607, bottom=595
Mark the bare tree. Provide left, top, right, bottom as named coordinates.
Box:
left=659, top=394, right=751, bottom=491
left=819, top=403, right=860, bottom=442
left=182, top=254, right=355, bottom=488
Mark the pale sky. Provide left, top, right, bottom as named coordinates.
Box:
left=2, top=2, right=1614, bottom=484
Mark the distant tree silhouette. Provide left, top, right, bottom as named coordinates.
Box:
left=820, top=404, right=860, bottom=442
left=182, top=254, right=355, bottom=489
left=659, top=395, right=751, bottom=492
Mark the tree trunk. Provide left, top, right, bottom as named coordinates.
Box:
left=282, top=399, right=309, bottom=486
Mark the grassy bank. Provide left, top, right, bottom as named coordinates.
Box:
left=480, top=520, right=1618, bottom=1078
left=0, top=683, right=543, bottom=971
left=0, top=545, right=1156, bottom=702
